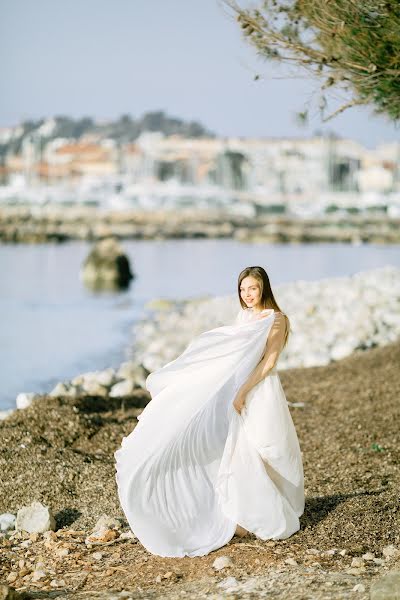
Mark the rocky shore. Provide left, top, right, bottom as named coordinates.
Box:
left=132, top=265, right=400, bottom=372
left=1, top=338, right=399, bottom=599
left=1, top=205, right=400, bottom=244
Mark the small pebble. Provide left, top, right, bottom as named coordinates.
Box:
left=306, top=548, right=320, bottom=555
left=213, top=556, right=233, bottom=571
left=217, top=576, right=239, bottom=591
left=50, top=578, right=66, bottom=587
left=119, top=530, right=136, bottom=540
left=351, top=557, right=364, bottom=568
left=31, top=569, right=47, bottom=582
left=382, top=544, right=399, bottom=559
left=347, top=567, right=366, bottom=575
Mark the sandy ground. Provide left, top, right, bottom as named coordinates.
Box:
left=1, top=340, right=399, bottom=598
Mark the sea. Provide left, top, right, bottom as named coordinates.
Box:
left=1, top=239, right=399, bottom=409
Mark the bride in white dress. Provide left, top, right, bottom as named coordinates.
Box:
left=114, top=265, right=304, bottom=557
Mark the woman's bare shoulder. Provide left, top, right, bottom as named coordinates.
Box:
left=273, top=311, right=290, bottom=330
left=275, top=310, right=289, bottom=318
left=274, top=311, right=287, bottom=318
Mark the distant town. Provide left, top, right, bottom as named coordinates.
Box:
left=0, top=113, right=399, bottom=219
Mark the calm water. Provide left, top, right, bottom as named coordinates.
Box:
left=1, top=239, right=399, bottom=409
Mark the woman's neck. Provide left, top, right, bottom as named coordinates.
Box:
left=250, top=303, right=273, bottom=313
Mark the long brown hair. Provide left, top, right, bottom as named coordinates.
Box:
left=237, top=266, right=291, bottom=349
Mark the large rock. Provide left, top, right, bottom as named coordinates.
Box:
left=80, top=237, right=134, bottom=290
left=15, top=501, right=55, bottom=534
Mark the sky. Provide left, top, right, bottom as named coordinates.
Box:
left=0, top=0, right=399, bottom=148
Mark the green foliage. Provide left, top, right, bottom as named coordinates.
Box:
left=227, top=0, right=400, bottom=121
left=371, top=442, right=385, bottom=452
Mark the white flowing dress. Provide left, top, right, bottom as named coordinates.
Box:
left=114, top=307, right=304, bottom=557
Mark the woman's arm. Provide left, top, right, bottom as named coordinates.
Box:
left=233, top=313, right=287, bottom=413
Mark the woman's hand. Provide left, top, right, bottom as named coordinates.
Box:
left=233, top=389, right=247, bottom=415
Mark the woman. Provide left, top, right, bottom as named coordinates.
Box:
left=114, top=266, right=304, bottom=557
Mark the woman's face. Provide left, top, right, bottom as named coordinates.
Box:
left=240, top=275, right=262, bottom=309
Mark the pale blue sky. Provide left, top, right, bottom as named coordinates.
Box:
left=0, top=0, right=399, bottom=147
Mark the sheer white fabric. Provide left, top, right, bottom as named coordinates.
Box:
left=114, top=307, right=304, bottom=557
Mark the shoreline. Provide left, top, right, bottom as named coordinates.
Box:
left=2, top=264, right=400, bottom=421
left=1, top=205, right=400, bottom=244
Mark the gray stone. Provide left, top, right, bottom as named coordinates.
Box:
left=31, top=570, right=46, bottom=582
left=110, top=379, right=135, bottom=398
left=15, top=501, right=55, bottom=533
left=119, top=530, right=136, bottom=540
left=382, top=545, right=399, bottom=559
left=82, top=381, right=108, bottom=398
left=49, top=382, right=69, bottom=398
left=16, top=393, right=38, bottom=410
left=362, top=552, right=375, bottom=561
left=116, top=362, right=148, bottom=387
left=96, top=368, right=116, bottom=387
left=92, top=515, right=122, bottom=531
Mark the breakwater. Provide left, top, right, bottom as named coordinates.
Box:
left=1, top=205, right=399, bottom=243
